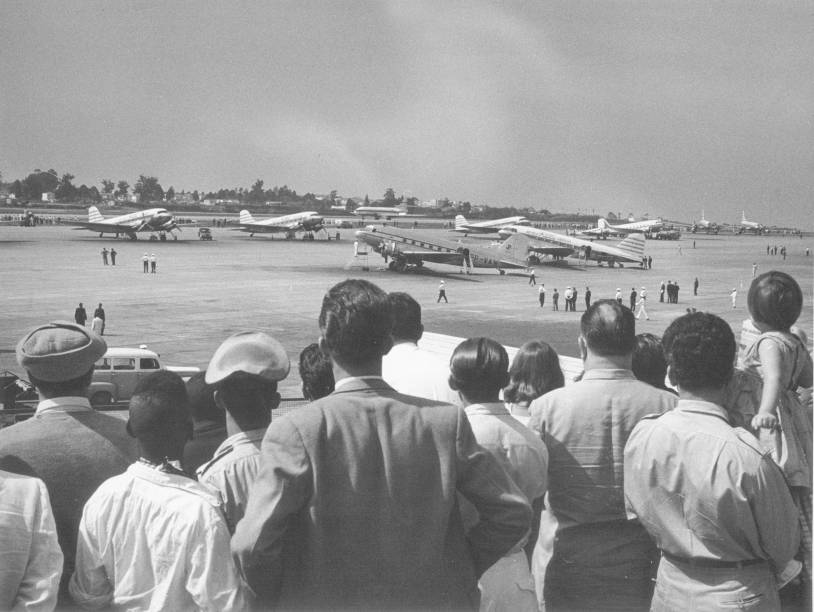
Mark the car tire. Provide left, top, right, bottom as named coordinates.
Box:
left=90, top=391, right=113, bottom=407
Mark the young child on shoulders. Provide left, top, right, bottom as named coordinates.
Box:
left=741, top=270, right=813, bottom=596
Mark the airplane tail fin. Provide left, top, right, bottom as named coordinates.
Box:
left=598, top=218, right=609, bottom=229
left=741, top=211, right=748, bottom=222
left=616, top=233, right=646, bottom=260
left=454, top=215, right=467, bottom=229
left=497, top=233, right=532, bottom=261
left=239, top=210, right=254, bottom=224
left=88, top=206, right=103, bottom=223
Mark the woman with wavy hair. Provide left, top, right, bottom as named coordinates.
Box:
left=503, top=340, right=565, bottom=427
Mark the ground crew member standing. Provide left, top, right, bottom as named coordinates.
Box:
left=101, top=248, right=108, bottom=265
left=197, top=331, right=290, bottom=533
left=437, top=280, right=448, bottom=303
left=538, top=284, right=546, bottom=308
left=585, top=286, right=592, bottom=310
left=150, top=253, right=157, bottom=273
left=635, top=287, right=649, bottom=320
left=110, top=248, right=117, bottom=265
left=74, top=303, right=87, bottom=326
left=142, top=253, right=149, bottom=273
left=528, top=268, right=536, bottom=286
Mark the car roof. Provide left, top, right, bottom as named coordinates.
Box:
left=101, top=347, right=159, bottom=359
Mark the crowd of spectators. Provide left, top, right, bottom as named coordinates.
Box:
left=0, top=270, right=810, bottom=611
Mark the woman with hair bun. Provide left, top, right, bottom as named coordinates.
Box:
left=449, top=337, right=547, bottom=612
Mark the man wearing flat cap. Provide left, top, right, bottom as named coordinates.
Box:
left=0, top=322, right=137, bottom=604
left=197, top=331, right=290, bottom=533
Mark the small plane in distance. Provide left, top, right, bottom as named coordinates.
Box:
left=352, top=205, right=411, bottom=220
left=690, top=210, right=719, bottom=234
left=451, top=214, right=531, bottom=236
left=738, top=211, right=765, bottom=234
left=237, top=210, right=324, bottom=237
left=355, top=225, right=528, bottom=273
left=579, top=217, right=664, bottom=239
left=503, top=225, right=647, bottom=267
left=72, top=206, right=179, bottom=239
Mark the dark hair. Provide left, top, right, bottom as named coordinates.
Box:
left=128, top=370, right=190, bottom=444
left=388, top=292, right=422, bottom=342
left=580, top=299, right=636, bottom=356
left=318, top=279, right=393, bottom=366
left=28, top=367, right=94, bottom=397
left=299, top=342, right=335, bottom=401
left=185, top=372, right=224, bottom=424
left=663, top=312, right=735, bottom=390
left=449, top=337, right=509, bottom=400
left=747, top=271, right=803, bottom=332
left=503, top=340, right=564, bottom=404
left=217, top=372, right=278, bottom=423
left=631, top=333, right=669, bottom=390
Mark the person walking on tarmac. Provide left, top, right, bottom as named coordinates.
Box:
left=437, top=280, right=448, bottom=303
left=74, top=303, right=88, bottom=326
left=538, top=284, right=546, bottom=308
left=528, top=269, right=536, bottom=286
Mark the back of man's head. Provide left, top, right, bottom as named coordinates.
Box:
left=128, top=371, right=190, bottom=457
left=319, top=279, right=393, bottom=367
left=580, top=300, right=636, bottom=356
left=388, top=292, right=423, bottom=343
left=662, top=312, right=735, bottom=391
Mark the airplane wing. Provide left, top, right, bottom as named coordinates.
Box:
left=236, top=222, right=296, bottom=233
left=71, top=221, right=139, bottom=233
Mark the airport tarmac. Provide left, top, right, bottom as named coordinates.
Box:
left=1, top=224, right=812, bottom=400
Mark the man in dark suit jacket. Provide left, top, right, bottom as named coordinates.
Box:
left=232, top=279, right=532, bottom=610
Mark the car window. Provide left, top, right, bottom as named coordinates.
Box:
left=140, top=358, right=160, bottom=370
left=112, top=358, right=135, bottom=371
left=94, top=358, right=111, bottom=370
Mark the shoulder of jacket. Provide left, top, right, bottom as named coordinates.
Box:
left=196, top=444, right=234, bottom=477
left=732, top=427, right=768, bottom=456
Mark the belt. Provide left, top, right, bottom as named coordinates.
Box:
left=661, top=551, right=766, bottom=569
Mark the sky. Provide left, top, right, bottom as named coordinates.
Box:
left=1, top=1, right=812, bottom=227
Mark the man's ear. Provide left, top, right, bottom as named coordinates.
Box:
left=666, top=364, right=677, bottom=387
left=380, top=334, right=393, bottom=357
left=578, top=335, right=588, bottom=361
left=318, top=336, right=328, bottom=353
left=213, top=389, right=227, bottom=412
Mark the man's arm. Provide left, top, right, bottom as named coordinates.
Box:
left=188, top=509, right=249, bottom=611
left=231, top=417, right=312, bottom=603
left=752, top=456, right=800, bottom=567
left=68, top=505, right=113, bottom=610
left=455, top=409, right=532, bottom=575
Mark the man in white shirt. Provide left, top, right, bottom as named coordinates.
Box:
left=69, top=371, right=247, bottom=611
left=0, top=469, right=63, bottom=611
left=197, top=331, right=290, bottom=533
left=382, top=292, right=459, bottom=405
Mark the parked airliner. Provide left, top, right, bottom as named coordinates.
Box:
left=73, top=206, right=179, bottom=239
left=237, top=210, right=324, bottom=237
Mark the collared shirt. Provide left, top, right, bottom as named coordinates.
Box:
left=198, top=428, right=266, bottom=533
left=624, top=399, right=799, bottom=566
left=382, top=342, right=459, bottom=406
left=69, top=462, right=247, bottom=611
left=0, top=469, right=63, bottom=612
left=527, top=369, right=677, bottom=563
left=35, top=396, right=92, bottom=416
left=463, top=402, right=547, bottom=506
left=333, top=375, right=385, bottom=391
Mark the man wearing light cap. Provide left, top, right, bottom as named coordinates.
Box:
left=197, top=331, right=290, bottom=533
left=635, top=286, right=649, bottom=320
left=0, top=322, right=137, bottom=604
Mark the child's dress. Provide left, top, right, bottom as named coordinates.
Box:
left=741, top=330, right=812, bottom=488
left=741, top=329, right=813, bottom=588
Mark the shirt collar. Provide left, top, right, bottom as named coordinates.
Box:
left=35, top=396, right=93, bottom=415
left=129, top=461, right=221, bottom=507
left=580, top=368, right=636, bottom=381
left=213, top=428, right=266, bottom=456
left=333, top=375, right=386, bottom=391
left=464, top=402, right=511, bottom=417
left=676, top=399, right=732, bottom=423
